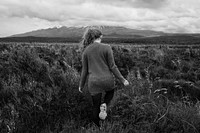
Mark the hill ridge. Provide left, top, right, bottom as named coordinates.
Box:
left=11, top=25, right=166, bottom=38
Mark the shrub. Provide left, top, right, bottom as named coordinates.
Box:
left=1, top=43, right=200, bottom=133
left=0, top=45, right=91, bottom=133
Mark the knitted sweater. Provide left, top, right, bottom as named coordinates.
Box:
left=79, top=42, right=125, bottom=93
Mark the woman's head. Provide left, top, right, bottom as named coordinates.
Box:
left=82, top=28, right=103, bottom=49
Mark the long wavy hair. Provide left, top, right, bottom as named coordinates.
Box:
left=81, top=28, right=102, bottom=50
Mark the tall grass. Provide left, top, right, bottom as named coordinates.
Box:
left=0, top=43, right=200, bottom=133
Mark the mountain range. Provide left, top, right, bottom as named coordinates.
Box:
left=1, top=25, right=200, bottom=44
left=11, top=26, right=167, bottom=38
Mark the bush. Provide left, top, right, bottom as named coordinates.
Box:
left=108, top=77, right=200, bottom=133
left=1, top=43, right=200, bottom=133
left=0, top=45, right=91, bottom=133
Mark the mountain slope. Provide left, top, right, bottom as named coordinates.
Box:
left=11, top=26, right=166, bottom=38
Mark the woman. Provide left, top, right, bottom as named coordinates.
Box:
left=79, top=28, right=129, bottom=127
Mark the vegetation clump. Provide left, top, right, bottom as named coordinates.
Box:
left=0, top=43, right=200, bottom=133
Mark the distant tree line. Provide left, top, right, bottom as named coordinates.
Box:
left=1, top=35, right=200, bottom=44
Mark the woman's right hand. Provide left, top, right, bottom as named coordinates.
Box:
left=123, top=79, right=129, bottom=86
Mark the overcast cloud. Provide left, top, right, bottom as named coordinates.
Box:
left=0, top=0, right=200, bottom=37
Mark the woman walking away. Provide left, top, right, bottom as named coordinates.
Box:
left=79, top=28, right=129, bottom=127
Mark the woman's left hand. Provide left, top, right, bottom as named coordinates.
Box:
left=79, top=87, right=83, bottom=93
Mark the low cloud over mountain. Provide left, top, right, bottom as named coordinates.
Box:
left=0, top=0, right=200, bottom=37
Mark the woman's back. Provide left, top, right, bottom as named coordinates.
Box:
left=79, top=28, right=129, bottom=95
left=83, top=42, right=112, bottom=79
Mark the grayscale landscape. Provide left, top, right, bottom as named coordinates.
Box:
left=1, top=0, right=200, bottom=133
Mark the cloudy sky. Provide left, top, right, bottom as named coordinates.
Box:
left=0, top=0, right=200, bottom=37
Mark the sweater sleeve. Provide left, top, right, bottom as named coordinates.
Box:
left=79, top=52, right=88, bottom=88
left=106, top=45, right=126, bottom=84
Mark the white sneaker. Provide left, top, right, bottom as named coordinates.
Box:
left=99, top=103, right=107, bottom=120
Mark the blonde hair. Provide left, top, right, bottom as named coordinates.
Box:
left=81, top=28, right=102, bottom=49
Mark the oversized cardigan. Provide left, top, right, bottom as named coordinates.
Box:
left=79, top=42, right=125, bottom=94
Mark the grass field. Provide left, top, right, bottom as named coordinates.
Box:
left=1, top=42, right=200, bottom=133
